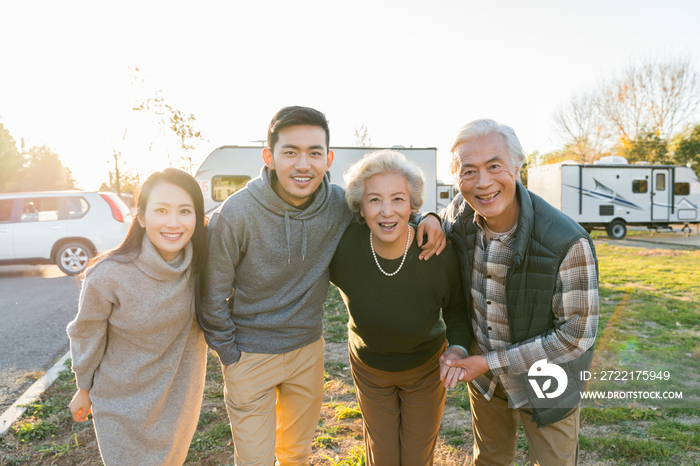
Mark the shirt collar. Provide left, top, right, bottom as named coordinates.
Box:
left=473, top=212, right=518, bottom=248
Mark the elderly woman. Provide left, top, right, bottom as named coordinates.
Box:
left=329, top=150, right=471, bottom=466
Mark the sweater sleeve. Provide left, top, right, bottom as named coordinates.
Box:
left=66, top=271, right=114, bottom=391
left=441, top=250, right=472, bottom=350
left=197, top=213, right=243, bottom=365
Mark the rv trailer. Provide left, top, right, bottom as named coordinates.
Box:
left=194, top=145, right=455, bottom=213
left=528, top=157, right=700, bottom=239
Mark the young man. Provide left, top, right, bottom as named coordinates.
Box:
left=198, top=106, right=444, bottom=466
left=440, top=119, right=599, bottom=466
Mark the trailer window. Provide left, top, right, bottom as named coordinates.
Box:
left=655, top=173, right=666, bottom=191
left=632, top=180, right=648, bottom=193
left=675, top=182, right=690, bottom=195
left=212, top=176, right=251, bottom=202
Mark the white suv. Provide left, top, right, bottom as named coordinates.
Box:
left=0, top=191, right=132, bottom=275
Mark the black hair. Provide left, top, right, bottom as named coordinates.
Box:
left=84, top=168, right=208, bottom=278
left=267, top=106, right=330, bottom=152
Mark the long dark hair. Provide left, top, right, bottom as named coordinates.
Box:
left=84, top=168, right=208, bottom=277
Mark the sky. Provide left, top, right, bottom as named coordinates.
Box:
left=2, top=0, right=700, bottom=190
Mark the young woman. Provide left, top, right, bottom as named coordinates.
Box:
left=67, top=168, right=208, bottom=466
left=329, top=150, right=471, bottom=466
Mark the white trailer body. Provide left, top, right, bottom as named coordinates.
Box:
left=528, top=160, right=700, bottom=239
left=195, top=145, right=453, bottom=213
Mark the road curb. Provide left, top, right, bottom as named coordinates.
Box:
left=0, top=351, right=71, bottom=437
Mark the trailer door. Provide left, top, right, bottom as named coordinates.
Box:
left=651, top=169, right=670, bottom=221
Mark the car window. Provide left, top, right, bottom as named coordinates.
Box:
left=65, top=196, right=89, bottom=219
left=20, top=198, right=60, bottom=222
left=0, top=199, right=12, bottom=223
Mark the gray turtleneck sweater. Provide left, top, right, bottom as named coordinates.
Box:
left=198, top=166, right=354, bottom=365
left=67, top=237, right=206, bottom=466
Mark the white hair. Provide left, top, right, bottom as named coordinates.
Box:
left=448, top=119, right=525, bottom=183
left=343, top=150, right=425, bottom=221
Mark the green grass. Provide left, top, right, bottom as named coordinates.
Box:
left=335, top=404, right=362, bottom=420
left=324, top=286, right=350, bottom=343
left=12, top=419, right=59, bottom=443
left=4, top=250, right=700, bottom=465
left=446, top=381, right=471, bottom=411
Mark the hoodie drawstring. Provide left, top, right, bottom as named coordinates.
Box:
left=284, top=211, right=308, bottom=263
left=284, top=211, right=292, bottom=264
left=301, top=220, right=307, bottom=261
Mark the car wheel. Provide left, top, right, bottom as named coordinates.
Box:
left=606, top=220, right=627, bottom=240
left=56, top=242, right=91, bottom=275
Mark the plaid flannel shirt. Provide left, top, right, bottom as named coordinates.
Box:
left=470, top=213, right=599, bottom=408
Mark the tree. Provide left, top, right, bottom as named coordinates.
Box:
left=0, top=122, right=23, bottom=192
left=352, top=124, right=372, bottom=147
left=553, top=55, right=700, bottom=165
left=14, top=145, right=76, bottom=192
left=672, top=124, right=700, bottom=178
left=619, top=131, right=670, bottom=165
left=599, top=55, right=700, bottom=144
left=552, top=90, right=611, bottom=163
left=131, top=67, right=207, bottom=174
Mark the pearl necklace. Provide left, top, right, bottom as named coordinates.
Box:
left=370, top=227, right=412, bottom=277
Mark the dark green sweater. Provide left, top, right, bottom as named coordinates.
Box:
left=329, top=222, right=471, bottom=372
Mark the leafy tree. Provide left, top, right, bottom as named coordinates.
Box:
left=672, top=124, right=700, bottom=178
left=14, top=145, right=77, bottom=192
left=352, top=124, right=372, bottom=147
left=619, top=131, right=670, bottom=165
left=0, top=122, right=23, bottom=192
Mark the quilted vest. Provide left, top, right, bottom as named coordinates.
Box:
left=446, top=182, right=598, bottom=427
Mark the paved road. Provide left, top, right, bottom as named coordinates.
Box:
left=596, top=229, right=700, bottom=250
left=0, top=265, right=80, bottom=412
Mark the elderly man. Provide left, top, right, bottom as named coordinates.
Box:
left=439, top=119, right=599, bottom=466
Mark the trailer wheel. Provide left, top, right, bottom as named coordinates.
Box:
left=606, top=220, right=627, bottom=240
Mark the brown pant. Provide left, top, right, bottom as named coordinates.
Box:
left=222, top=338, right=325, bottom=466
left=467, top=382, right=580, bottom=466
left=350, top=342, right=447, bottom=466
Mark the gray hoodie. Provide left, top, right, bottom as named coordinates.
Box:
left=198, top=166, right=353, bottom=365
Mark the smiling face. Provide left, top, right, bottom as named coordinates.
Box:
left=138, top=182, right=196, bottom=261
left=360, top=172, right=413, bottom=259
left=454, top=132, right=520, bottom=232
left=262, top=125, right=334, bottom=207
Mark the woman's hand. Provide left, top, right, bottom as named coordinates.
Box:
left=416, top=215, right=446, bottom=260
left=69, top=389, right=92, bottom=422
left=445, top=355, right=490, bottom=384
left=440, top=347, right=467, bottom=388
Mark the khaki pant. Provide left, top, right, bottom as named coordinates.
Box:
left=467, top=382, right=580, bottom=466
left=349, top=342, right=447, bottom=466
left=222, top=338, right=325, bottom=466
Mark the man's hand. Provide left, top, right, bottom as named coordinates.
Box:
left=69, top=389, right=92, bottom=422
left=417, top=214, right=446, bottom=260
left=445, top=355, right=490, bottom=384
left=440, top=347, right=467, bottom=388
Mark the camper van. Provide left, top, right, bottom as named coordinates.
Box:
left=194, top=145, right=456, bottom=213
left=528, top=156, right=700, bottom=239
